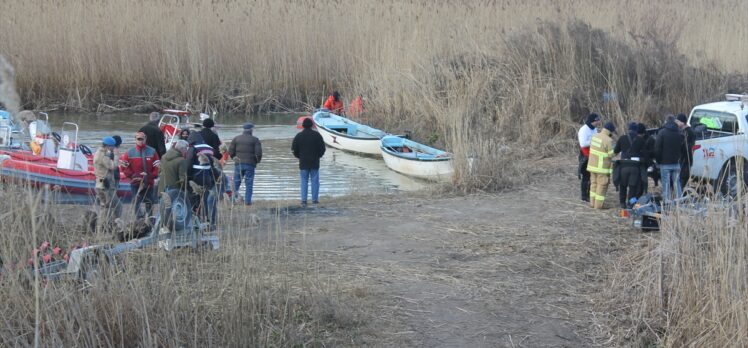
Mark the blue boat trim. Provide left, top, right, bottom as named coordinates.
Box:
left=312, top=110, right=388, bottom=140
left=380, top=135, right=451, bottom=162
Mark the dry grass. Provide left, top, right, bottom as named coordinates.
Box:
left=2, top=1, right=748, bottom=191
left=3, top=2, right=748, bottom=345
left=604, top=184, right=748, bottom=347
left=0, top=186, right=367, bottom=347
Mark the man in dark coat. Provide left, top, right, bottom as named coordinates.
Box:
left=292, top=118, right=326, bottom=206
left=614, top=122, right=647, bottom=208
left=139, top=112, right=167, bottom=157
left=229, top=123, right=263, bottom=205
left=199, top=118, right=222, bottom=158
left=675, top=113, right=695, bottom=189
left=655, top=115, right=686, bottom=201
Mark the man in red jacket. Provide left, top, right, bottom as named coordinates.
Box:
left=120, top=132, right=160, bottom=219
left=323, top=91, right=345, bottom=115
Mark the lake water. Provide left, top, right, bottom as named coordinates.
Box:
left=46, top=112, right=425, bottom=201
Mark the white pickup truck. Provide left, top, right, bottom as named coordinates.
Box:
left=688, top=94, right=748, bottom=196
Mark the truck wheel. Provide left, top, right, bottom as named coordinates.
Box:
left=717, top=158, right=748, bottom=198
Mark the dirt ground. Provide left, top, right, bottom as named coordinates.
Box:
left=253, top=158, right=643, bottom=347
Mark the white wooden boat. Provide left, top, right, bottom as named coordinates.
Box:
left=380, top=135, right=453, bottom=181
left=312, top=110, right=387, bottom=156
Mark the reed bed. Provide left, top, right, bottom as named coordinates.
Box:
left=0, top=186, right=365, bottom=347
left=2, top=1, right=747, bottom=191
left=604, top=183, right=748, bottom=347
left=3, top=2, right=748, bottom=345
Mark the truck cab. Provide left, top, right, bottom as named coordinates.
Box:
left=688, top=94, right=748, bottom=196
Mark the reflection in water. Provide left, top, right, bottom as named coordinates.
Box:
left=45, top=112, right=424, bottom=200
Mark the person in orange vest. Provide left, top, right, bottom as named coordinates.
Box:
left=323, top=91, right=345, bottom=115
left=587, top=122, right=616, bottom=209
left=349, top=95, right=364, bottom=118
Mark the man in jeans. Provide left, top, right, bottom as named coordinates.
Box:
left=655, top=115, right=685, bottom=202
left=229, top=123, right=262, bottom=205
left=292, top=118, right=326, bottom=206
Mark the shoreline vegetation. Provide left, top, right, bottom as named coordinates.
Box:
left=1, top=0, right=747, bottom=346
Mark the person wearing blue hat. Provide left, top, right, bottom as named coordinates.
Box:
left=93, top=137, right=122, bottom=232
left=587, top=120, right=616, bottom=209
left=229, top=122, right=262, bottom=205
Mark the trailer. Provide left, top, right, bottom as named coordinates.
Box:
left=1, top=189, right=219, bottom=282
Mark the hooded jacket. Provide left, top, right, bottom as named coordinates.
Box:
left=655, top=121, right=685, bottom=165
left=158, top=148, right=188, bottom=193
left=139, top=120, right=167, bottom=158
left=199, top=127, right=222, bottom=158
left=587, top=128, right=615, bottom=175
left=229, top=130, right=263, bottom=166
left=614, top=131, right=647, bottom=166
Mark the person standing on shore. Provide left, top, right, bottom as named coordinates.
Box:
left=655, top=115, right=685, bottom=202
left=614, top=122, right=646, bottom=208
left=94, top=137, right=122, bottom=229
left=158, top=140, right=189, bottom=193
left=121, top=132, right=160, bottom=219
left=139, top=112, right=167, bottom=158
left=577, top=113, right=601, bottom=202
left=199, top=118, right=222, bottom=158
left=323, top=91, right=345, bottom=115
left=229, top=123, right=262, bottom=205
left=587, top=121, right=616, bottom=209
left=292, top=118, right=326, bottom=206
left=675, top=113, right=695, bottom=190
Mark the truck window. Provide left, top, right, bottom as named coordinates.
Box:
left=690, top=109, right=738, bottom=136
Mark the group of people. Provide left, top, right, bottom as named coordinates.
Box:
left=93, top=110, right=328, bottom=232
left=578, top=112, right=695, bottom=210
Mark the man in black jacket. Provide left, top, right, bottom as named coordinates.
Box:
left=292, top=118, right=326, bottom=206
left=655, top=115, right=685, bottom=201
left=614, top=122, right=647, bottom=208
left=139, top=112, right=167, bottom=158
left=199, top=118, right=222, bottom=158
left=675, top=113, right=695, bottom=189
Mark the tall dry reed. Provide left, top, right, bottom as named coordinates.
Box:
left=0, top=186, right=364, bottom=347
left=2, top=1, right=747, bottom=190
left=607, top=182, right=748, bottom=346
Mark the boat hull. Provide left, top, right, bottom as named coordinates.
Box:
left=0, top=156, right=132, bottom=204
left=380, top=150, right=453, bottom=181
left=312, top=110, right=386, bottom=156
left=316, top=125, right=382, bottom=156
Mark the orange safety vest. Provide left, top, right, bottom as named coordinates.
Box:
left=323, top=95, right=345, bottom=115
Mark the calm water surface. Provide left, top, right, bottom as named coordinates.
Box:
left=46, top=113, right=425, bottom=201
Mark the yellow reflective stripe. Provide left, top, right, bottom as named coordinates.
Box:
left=588, top=165, right=612, bottom=174
left=590, top=149, right=609, bottom=158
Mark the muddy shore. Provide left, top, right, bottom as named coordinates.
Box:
left=234, top=155, right=643, bottom=347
